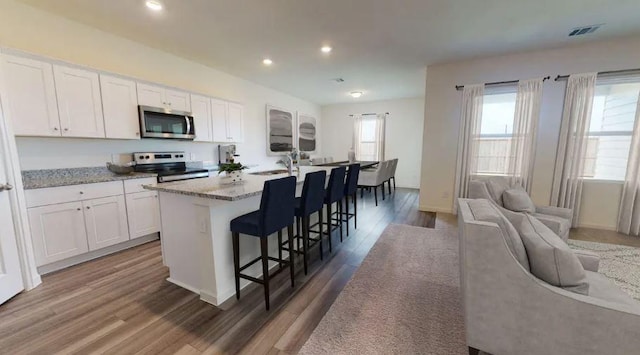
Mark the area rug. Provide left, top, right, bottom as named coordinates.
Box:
left=568, top=239, right=640, bottom=300
left=299, top=224, right=467, bottom=355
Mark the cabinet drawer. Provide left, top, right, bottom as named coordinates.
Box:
left=26, top=181, right=125, bottom=208
left=124, top=177, right=157, bottom=194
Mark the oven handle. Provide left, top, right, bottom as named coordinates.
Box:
left=185, top=116, right=192, bottom=135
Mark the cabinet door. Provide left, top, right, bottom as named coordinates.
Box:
left=126, top=191, right=160, bottom=239
left=83, top=195, right=129, bottom=251
left=227, top=102, right=244, bottom=143
left=190, top=94, right=213, bottom=142
left=28, top=202, right=88, bottom=266
left=1, top=55, right=60, bottom=136
left=53, top=65, right=105, bottom=138
left=211, top=98, right=229, bottom=142
left=165, top=89, right=191, bottom=112
left=100, top=75, right=140, bottom=139
left=136, top=83, right=165, bottom=108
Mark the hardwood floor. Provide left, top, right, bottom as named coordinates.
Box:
left=0, top=188, right=434, bottom=355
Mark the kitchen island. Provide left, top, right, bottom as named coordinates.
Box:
left=144, top=166, right=332, bottom=306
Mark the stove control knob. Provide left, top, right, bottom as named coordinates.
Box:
left=145, top=155, right=150, bottom=159
left=139, top=155, right=145, bottom=159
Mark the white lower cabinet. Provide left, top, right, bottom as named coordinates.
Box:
left=83, top=195, right=130, bottom=251
left=126, top=191, right=161, bottom=239
left=28, top=201, right=89, bottom=266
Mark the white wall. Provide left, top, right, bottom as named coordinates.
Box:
left=420, top=35, right=640, bottom=229
left=321, top=97, right=424, bottom=188
left=0, top=0, right=321, bottom=170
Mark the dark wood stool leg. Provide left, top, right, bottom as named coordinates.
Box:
left=260, top=238, right=270, bottom=311
left=468, top=346, right=480, bottom=355
left=302, top=216, right=309, bottom=275
left=287, top=225, right=295, bottom=287
left=318, top=209, right=324, bottom=260
left=326, top=203, right=333, bottom=253
left=345, top=195, right=350, bottom=237
left=232, top=232, right=240, bottom=300
left=374, top=187, right=378, bottom=206
left=296, top=216, right=301, bottom=251
left=353, top=192, right=358, bottom=229
left=277, top=230, right=283, bottom=270
left=338, top=200, right=343, bottom=242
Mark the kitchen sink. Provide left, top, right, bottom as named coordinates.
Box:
left=249, top=169, right=289, bottom=176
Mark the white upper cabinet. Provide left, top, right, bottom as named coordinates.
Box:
left=83, top=195, right=130, bottom=251
left=136, top=83, right=191, bottom=112
left=227, top=102, right=244, bottom=143
left=136, top=83, right=165, bottom=108
left=100, top=75, right=140, bottom=139
left=191, top=94, right=213, bottom=142
left=211, top=98, right=228, bottom=142
left=1, top=55, right=60, bottom=136
left=53, top=65, right=105, bottom=138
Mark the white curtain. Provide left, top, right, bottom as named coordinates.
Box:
left=509, top=78, right=543, bottom=192
left=375, top=113, right=386, bottom=161
left=454, top=84, right=484, bottom=202
left=550, top=73, right=597, bottom=226
left=352, top=114, right=363, bottom=159
left=617, top=90, right=640, bottom=235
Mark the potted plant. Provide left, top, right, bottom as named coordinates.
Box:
left=218, top=162, right=247, bottom=183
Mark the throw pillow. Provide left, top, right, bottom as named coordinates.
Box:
left=516, top=214, right=589, bottom=295
left=503, top=187, right=536, bottom=213
left=486, top=177, right=511, bottom=206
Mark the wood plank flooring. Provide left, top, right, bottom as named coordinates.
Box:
left=0, top=188, right=435, bottom=355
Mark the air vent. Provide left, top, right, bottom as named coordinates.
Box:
left=332, top=78, right=345, bottom=83
left=569, top=24, right=602, bottom=37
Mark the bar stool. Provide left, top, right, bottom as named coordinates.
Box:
left=341, top=164, right=360, bottom=236
left=282, top=171, right=326, bottom=275
left=230, top=176, right=297, bottom=311
left=323, top=167, right=346, bottom=246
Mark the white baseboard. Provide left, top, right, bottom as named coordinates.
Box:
left=166, top=277, right=201, bottom=295
left=37, top=234, right=159, bottom=275
left=419, top=204, right=453, bottom=214
left=576, top=223, right=617, bottom=231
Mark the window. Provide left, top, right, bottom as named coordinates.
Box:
left=582, top=81, right=640, bottom=180
left=355, top=116, right=384, bottom=161
left=475, top=91, right=517, bottom=175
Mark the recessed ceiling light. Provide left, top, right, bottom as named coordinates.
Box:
left=145, top=0, right=163, bottom=11
left=262, top=58, right=273, bottom=66
left=350, top=91, right=363, bottom=98
left=321, top=46, right=332, bottom=53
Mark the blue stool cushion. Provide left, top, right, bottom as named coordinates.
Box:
left=230, top=211, right=261, bottom=237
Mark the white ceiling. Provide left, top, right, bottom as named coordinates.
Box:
left=16, top=0, right=640, bottom=105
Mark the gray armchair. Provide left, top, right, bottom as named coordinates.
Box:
left=458, top=198, right=640, bottom=355
left=469, top=177, right=572, bottom=241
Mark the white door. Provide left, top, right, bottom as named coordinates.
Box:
left=53, top=65, right=105, bottom=138
left=126, top=191, right=161, bottom=239
left=227, top=102, right=244, bottom=142
left=0, top=116, right=24, bottom=304
left=83, top=195, right=129, bottom=251
left=28, top=201, right=88, bottom=266
left=136, top=83, right=165, bottom=108
left=165, top=89, right=191, bottom=112
left=100, top=75, right=140, bottom=139
left=190, top=94, right=213, bottom=142
left=211, top=98, right=229, bottom=142
left=1, top=54, right=60, bottom=137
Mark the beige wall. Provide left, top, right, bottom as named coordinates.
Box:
left=0, top=0, right=320, bottom=169
left=420, top=35, right=640, bottom=229
left=321, top=97, right=425, bottom=188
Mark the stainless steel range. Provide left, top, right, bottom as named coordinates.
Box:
left=133, top=152, right=209, bottom=183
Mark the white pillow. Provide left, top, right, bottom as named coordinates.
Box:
left=503, top=187, right=536, bottom=213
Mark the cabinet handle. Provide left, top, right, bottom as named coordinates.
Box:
left=77, top=208, right=81, bottom=211
left=64, top=128, right=69, bottom=132
left=79, top=191, right=84, bottom=195
left=86, top=206, right=91, bottom=210
left=136, top=132, right=140, bottom=136
left=53, top=127, right=59, bottom=131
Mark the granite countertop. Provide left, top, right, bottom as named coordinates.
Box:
left=145, top=166, right=332, bottom=201
left=22, top=167, right=157, bottom=190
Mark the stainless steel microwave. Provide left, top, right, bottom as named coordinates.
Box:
left=138, top=105, right=196, bottom=140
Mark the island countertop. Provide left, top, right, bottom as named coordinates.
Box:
left=144, top=166, right=333, bottom=201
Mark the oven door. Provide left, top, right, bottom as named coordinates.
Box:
left=139, top=106, right=196, bottom=140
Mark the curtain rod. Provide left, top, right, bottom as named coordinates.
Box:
left=455, top=76, right=550, bottom=91
left=348, top=112, right=389, bottom=117
left=555, top=68, right=640, bottom=81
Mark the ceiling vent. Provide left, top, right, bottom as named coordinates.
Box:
left=332, top=78, right=345, bottom=83
left=569, top=24, right=602, bottom=37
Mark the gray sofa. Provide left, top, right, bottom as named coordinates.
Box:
left=458, top=198, right=640, bottom=355
left=469, top=177, right=572, bottom=241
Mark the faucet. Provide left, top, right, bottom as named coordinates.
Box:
left=277, top=155, right=294, bottom=176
